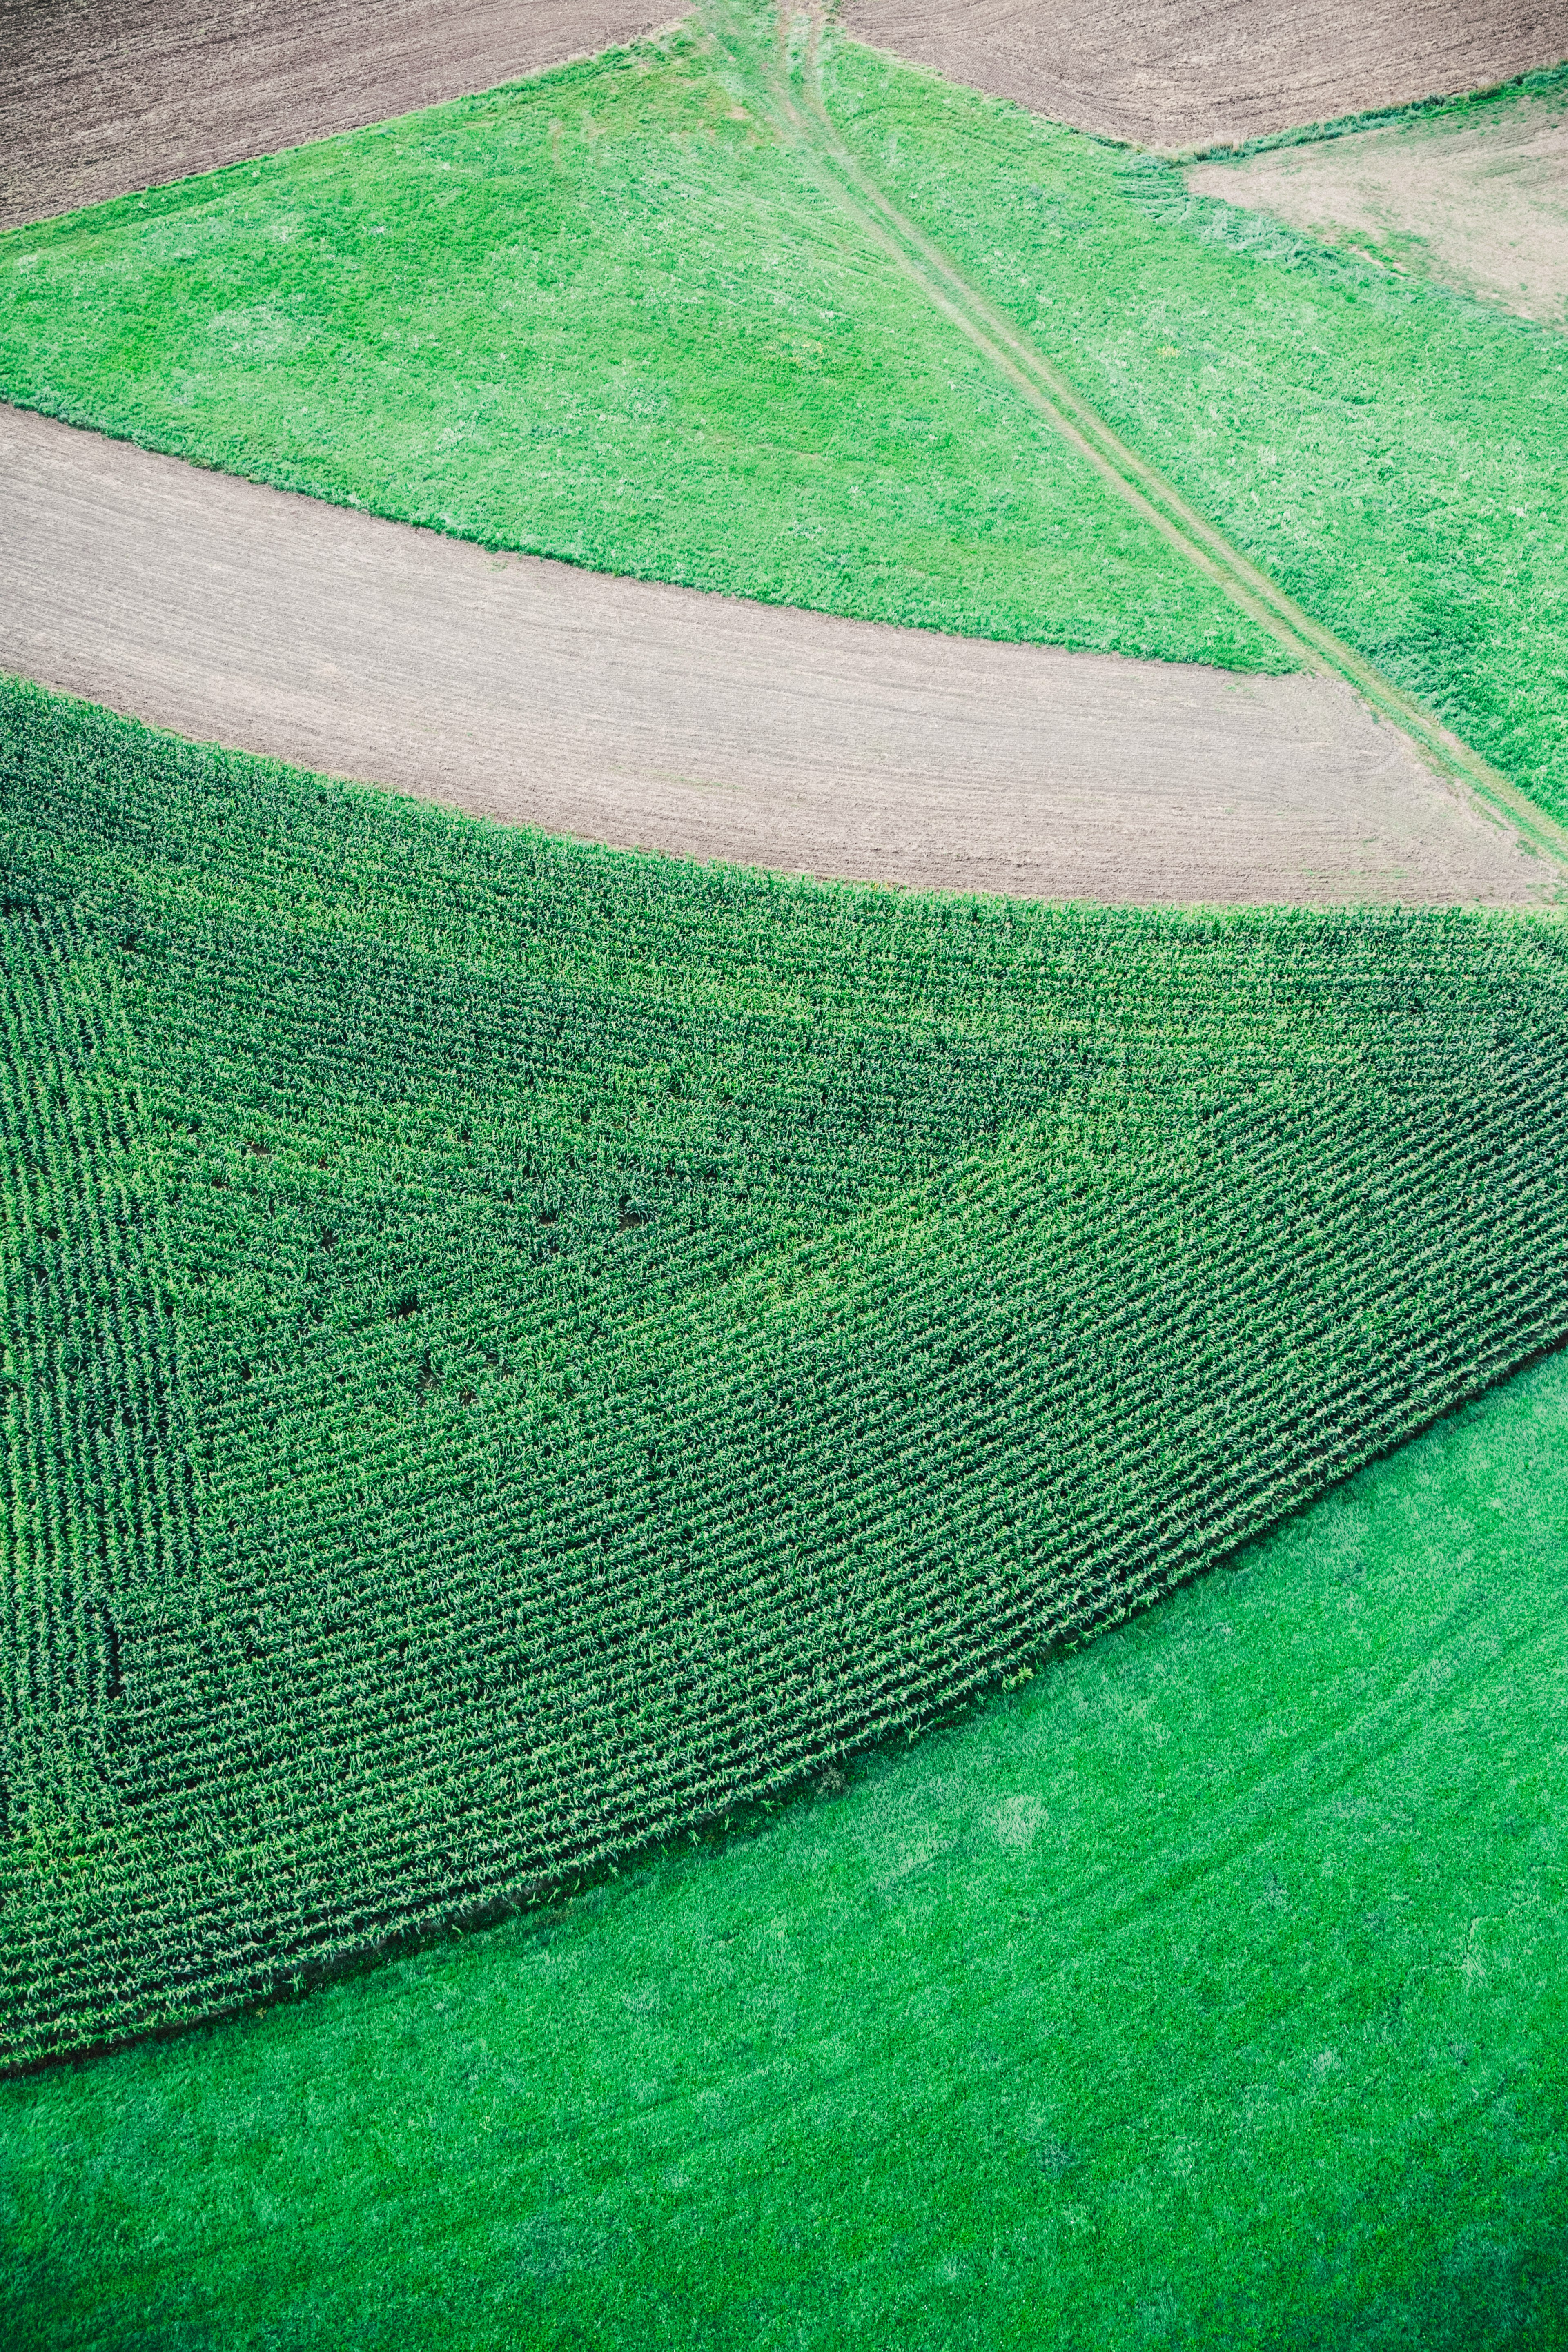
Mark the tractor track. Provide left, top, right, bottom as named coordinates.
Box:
left=702, top=0, right=1568, bottom=872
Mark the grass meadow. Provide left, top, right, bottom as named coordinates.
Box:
left=5, top=1345, right=1566, bottom=2348
left=822, top=35, right=1568, bottom=825
left=0, top=27, right=1276, bottom=674
left=2, top=18, right=1567, bottom=817
left=5, top=10, right=1568, bottom=2344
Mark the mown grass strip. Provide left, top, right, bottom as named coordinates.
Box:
left=4, top=1347, right=1565, bottom=2348
left=5, top=675, right=1568, bottom=2065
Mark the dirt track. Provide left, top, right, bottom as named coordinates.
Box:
left=0, top=404, right=1547, bottom=907
left=0, top=0, right=672, bottom=229
left=838, top=0, right=1568, bottom=153
left=1189, top=91, right=1568, bottom=325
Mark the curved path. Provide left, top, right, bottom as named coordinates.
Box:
left=838, top=0, right=1568, bottom=154
left=0, top=0, right=673, bottom=230
left=0, top=404, right=1548, bottom=906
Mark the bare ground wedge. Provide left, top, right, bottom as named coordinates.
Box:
left=1189, top=91, right=1568, bottom=327
left=836, top=0, right=1568, bottom=155
left=0, top=405, right=1549, bottom=907
left=0, top=0, right=676, bottom=230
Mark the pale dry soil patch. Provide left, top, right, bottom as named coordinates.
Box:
left=838, top=0, right=1568, bottom=154
left=0, top=0, right=672, bottom=229
left=0, top=405, right=1548, bottom=907
left=1189, top=92, right=1568, bottom=326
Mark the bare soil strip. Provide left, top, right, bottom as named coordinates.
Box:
left=0, top=405, right=1547, bottom=907
left=837, top=0, right=1568, bottom=155
left=1189, top=92, right=1568, bottom=326
left=0, top=0, right=672, bottom=230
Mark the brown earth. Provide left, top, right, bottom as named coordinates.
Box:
left=0, top=0, right=673, bottom=230
left=0, top=403, right=1548, bottom=907
left=837, top=0, right=1568, bottom=154
left=1189, top=91, right=1568, bottom=325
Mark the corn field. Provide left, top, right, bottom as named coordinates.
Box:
left=4, top=675, right=1568, bottom=2066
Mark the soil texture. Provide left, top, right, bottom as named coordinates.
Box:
left=0, top=0, right=672, bottom=229
left=1189, top=92, right=1568, bottom=325
left=0, top=405, right=1547, bottom=907
left=837, top=0, right=1568, bottom=154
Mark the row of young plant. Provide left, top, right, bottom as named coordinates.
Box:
left=4, top=676, right=1568, bottom=2064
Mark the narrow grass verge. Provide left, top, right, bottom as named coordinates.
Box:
left=1180, top=52, right=1568, bottom=164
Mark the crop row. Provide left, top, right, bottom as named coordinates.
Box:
left=4, top=677, right=1568, bottom=2064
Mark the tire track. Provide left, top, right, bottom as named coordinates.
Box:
left=701, top=0, right=1568, bottom=872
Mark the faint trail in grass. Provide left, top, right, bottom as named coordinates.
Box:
left=700, top=0, right=1568, bottom=871
left=6, top=1349, right=1568, bottom=2347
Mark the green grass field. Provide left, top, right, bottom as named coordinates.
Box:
left=3, top=7, right=1568, bottom=819
left=6, top=11, right=1568, bottom=2339
left=5, top=1343, right=1565, bottom=2350
left=5, top=672, right=1568, bottom=2066
left=0, top=23, right=1275, bottom=673
left=819, top=33, right=1568, bottom=823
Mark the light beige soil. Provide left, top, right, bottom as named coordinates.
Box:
left=1189, top=94, right=1568, bottom=326
left=837, top=0, right=1568, bottom=154
left=0, top=0, right=673, bottom=229
left=0, top=404, right=1547, bottom=907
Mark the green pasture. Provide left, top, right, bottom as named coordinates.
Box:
left=5, top=1344, right=1566, bottom=2350
left=0, top=24, right=1272, bottom=673
left=5, top=674, right=1568, bottom=2063
left=3, top=11, right=1568, bottom=818
left=820, top=34, right=1568, bottom=823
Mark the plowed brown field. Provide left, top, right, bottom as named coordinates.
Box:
left=0, top=404, right=1548, bottom=907
left=0, top=0, right=673, bottom=229
left=837, top=0, right=1568, bottom=152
